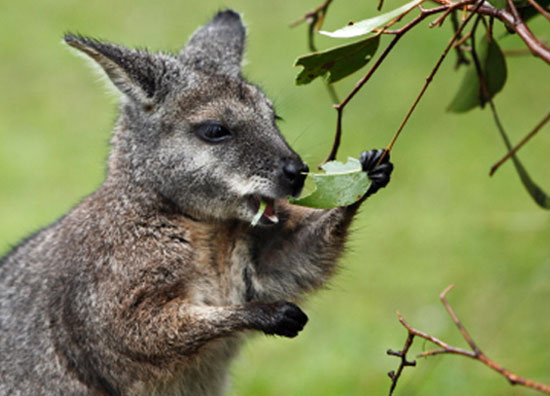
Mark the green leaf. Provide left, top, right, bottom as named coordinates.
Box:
left=295, top=36, right=380, bottom=85
left=320, top=0, right=423, bottom=38
left=494, top=117, right=550, bottom=209
left=250, top=200, right=267, bottom=226
left=448, top=35, right=507, bottom=113
left=289, top=158, right=372, bottom=209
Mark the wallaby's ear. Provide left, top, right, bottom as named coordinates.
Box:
left=179, top=10, right=246, bottom=76
left=64, top=34, right=170, bottom=104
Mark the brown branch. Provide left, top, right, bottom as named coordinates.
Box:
left=376, top=0, right=481, bottom=166
left=475, top=2, right=550, bottom=64
left=321, top=1, right=475, bottom=167
left=451, top=11, right=471, bottom=67
left=320, top=33, right=403, bottom=167
left=525, top=0, right=550, bottom=21
left=289, top=0, right=334, bottom=28
left=430, top=5, right=458, bottom=27
left=387, top=331, right=416, bottom=396
left=305, top=12, right=340, bottom=105
left=490, top=111, right=550, bottom=176
left=298, top=0, right=549, bottom=168
left=381, top=2, right=472, bottom=35
left=389, top=285, right=550, bottom=394
left=439, top=284, right=481, bottom=354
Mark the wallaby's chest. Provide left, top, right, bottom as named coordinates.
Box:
left=151, top=218, right=254, bottom=306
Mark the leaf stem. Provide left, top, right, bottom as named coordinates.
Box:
left=490, top=111, right=550, bottom=176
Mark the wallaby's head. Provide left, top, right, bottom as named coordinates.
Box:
left=65, top=10, right=307, bottom=224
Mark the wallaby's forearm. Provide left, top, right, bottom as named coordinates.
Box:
left=105, top=300, right=307, bottom=360
left=247, top=204, right=358, bottom=301
left=248, top=149, right=392, bottom=302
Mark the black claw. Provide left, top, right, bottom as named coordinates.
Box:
left=360, top=149, right=390, bottom=172
left=359, top=149, right=394, bottom=198
left=250, top=301, right=308, bottom=338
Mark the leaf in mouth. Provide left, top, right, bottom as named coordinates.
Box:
left=250, top=199, right=267, bottom=227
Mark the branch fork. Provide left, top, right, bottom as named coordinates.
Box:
left=388, top=285, right=550, bottom=395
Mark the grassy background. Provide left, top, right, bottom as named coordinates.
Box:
left=1, top=1, right=549, bottom=395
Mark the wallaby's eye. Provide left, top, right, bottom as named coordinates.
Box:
left=195, top=122, right=233, bottom=143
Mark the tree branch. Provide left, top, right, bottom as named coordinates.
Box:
left=377, top=0, right=482, bottom=166
left=389, top=285, right=550, bottom=394
left=490, top=111, right=550, bottom=176
left=386, top=331, right=416, bottom=396
left=475, top=2, right=550, bottom=64
left=289, top=0, right=334, bottom=28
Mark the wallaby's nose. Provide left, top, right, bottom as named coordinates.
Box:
left=281, top=158, right=309, bottom=197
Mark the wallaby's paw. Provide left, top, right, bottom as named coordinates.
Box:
left=254, top=301, right=308, bottom=338
left=360, top=149, right=394, bottom=197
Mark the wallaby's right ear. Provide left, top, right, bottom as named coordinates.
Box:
left=64, top=34, right=172, bottom=105
left=179, top=10, right=246, bottom=76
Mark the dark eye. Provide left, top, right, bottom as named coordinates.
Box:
left=195, top=122, right=232, bottom=143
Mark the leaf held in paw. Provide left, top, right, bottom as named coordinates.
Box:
left=289, top=158, right=372, bottom=209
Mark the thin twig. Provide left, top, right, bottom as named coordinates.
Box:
left=453, top=31, right=472, bottom=47
left=439, top=285, right=481, bottom=355
left=381, top=2, right=472, bottom=35
left=390, top=286, right=550, bottom=394
left=306, top=14, right=340, bottom=105
left=297, top=0, right=550, bottom=168
left=430, top=6, right=458, bottom=27
left=525, top=0, right=550, bottom=21
left=289, top=0, right=334, bottom=28
left=503, top=47, right=536, bottom=56
left=387, top=330, right=416, bottom=396
left=490, top=111, right=550, bottom=176
left=321, top=1, right=474, bottom=167
left=320, top=33, right=402, bottom=167
left=451, top=10, right=471, bottom=67
left=376, top=0, right=482, bottom=166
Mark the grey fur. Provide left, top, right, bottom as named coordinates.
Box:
left=0, top=10, right=392, bottom=396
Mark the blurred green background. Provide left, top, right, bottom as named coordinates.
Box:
left=1, top=1, right=549, bottom=395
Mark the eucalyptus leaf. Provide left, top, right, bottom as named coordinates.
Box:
left=289, top=158, right=371, bottom=209
left=320, top=0, right=424, bottom=38
left=295, top=36, right=380, bottom=85
left=448, top=35, right=507, bottom=113
left=494, top=117, right=550, bottom=209
left=250, top=200, right=267, bottom=226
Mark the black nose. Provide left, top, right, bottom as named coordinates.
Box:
left=281, top=158, right=309, bottom=196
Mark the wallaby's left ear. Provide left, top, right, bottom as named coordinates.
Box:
left=179, top=9, right=246, bottom=76
left=65, top=34, right=172, bottom=105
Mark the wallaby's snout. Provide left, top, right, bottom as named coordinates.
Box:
left=281, top=157, right=309, bottom=197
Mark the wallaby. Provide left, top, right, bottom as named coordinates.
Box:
left=0, top=10, right=393, bottom=396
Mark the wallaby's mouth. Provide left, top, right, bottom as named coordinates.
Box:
left=248, top=195, right=279, bottom=226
